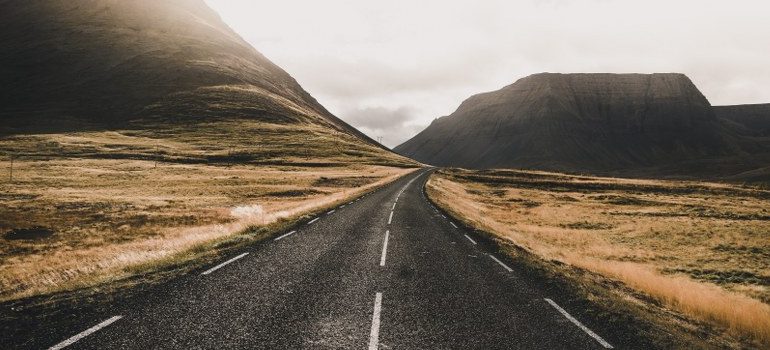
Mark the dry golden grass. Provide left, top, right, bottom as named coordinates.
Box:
left=427, top=169, right=770, bottom=347
left=0, top=121, right=416, bottom=301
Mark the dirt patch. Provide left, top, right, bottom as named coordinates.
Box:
left=561, top=221, right=615, bottom=230
left=666, top=268, right=770, bottom=286
left=313, top=176, right=378, bottom=188
left=267, top=189, right=325, bottom=197
left=593, top=194, right=658, bottom=206
left=4, top=227, right=54, bottom=240
left=507, top=198, right=541, bottom=208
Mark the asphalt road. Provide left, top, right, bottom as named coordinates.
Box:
left=15, top=169, right=637, bottom=349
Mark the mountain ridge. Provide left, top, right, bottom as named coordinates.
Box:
left=396, top=72, right=768, bottom=180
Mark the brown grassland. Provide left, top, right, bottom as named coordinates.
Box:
left=0, top=120, right=416, bottom=302
left=427, top=168, right=770, bottom=348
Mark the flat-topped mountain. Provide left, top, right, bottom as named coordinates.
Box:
left=396, top=73, right=768, bottom=178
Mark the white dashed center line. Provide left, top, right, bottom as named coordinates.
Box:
left=463, top=234, right=477, bottom=245
left=380, top=230, right=390, bottom=267
left=545, top=298, right=614, bottom=348
left=201, top=252, right=249, bottom=275
left=388, top=211, right=393, bottom=225
left=274, top=230, right=297, bottom=241
left=368, top=292, right=383, bottom=350
left=488, top=254, right=513, bottom=272
left=48, top=315, right=123, bottom=350
left=392, top=202, right=396, bottom=210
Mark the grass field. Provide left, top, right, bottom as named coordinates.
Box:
left=0, top=120, right=416, bottom=302
left=427, top=168, right=770, bottom=347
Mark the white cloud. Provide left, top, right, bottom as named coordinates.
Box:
left=206, top=0, right=770, bottom=147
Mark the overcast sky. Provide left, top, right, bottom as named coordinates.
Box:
left=206, top=0, right=770, bottom=148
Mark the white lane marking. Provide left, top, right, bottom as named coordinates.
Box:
left=48, top=315, right=123, bottom=350
left=308, top=217, right=319, bottom=225
left=368, top=292, right=383, bottom=350
left=340, top=205, right=346, bottom=208
left=327, top=209, right=335, bottom=215
left=488, top=254, right=513, bottom=272
left=545, top=298, right=614, bottom=349
left=441, top=215, right=447, bottom=219
left=463, top=234, right=477, bottom=245
left=201, top=253, right=249, bottom=275
left=392, top=202, right=396, bottom=210
left=387, top=211, right=394, bottom=225
left=380, top=230, right=390, bottom=266
left=450, top=222, right=458, bottom=228
left=274, top=230, right=297, bottom=241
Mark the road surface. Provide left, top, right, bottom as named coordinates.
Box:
left=14, top=169, right=639, bottom=349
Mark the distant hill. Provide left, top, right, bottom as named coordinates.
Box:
left=715, top=104, right=770, bottom=137
left=0, top=0, right=378, bottom=148
left=396, top=73, right=769, bottom=180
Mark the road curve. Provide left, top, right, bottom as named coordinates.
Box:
left=11, top=169, right=641, bottom=349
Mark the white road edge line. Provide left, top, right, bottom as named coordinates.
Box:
left=368, top=292, right=383, bottom=350
left=308, top=217, right=319, bottom=225
left=201, top=253, right=249, bottom=275
left=544, top=298, right=614, bottom=349
left=48, top=315, right=123, bottom=350
left=488, top=254, right=513, bottom=272
left=340, top=205, right=346, bottom=208
left=274, top=230, right=297, bottom=241
left=380, top=230, right=390, bottom=266
left=463, top=234, right=477, bottom=245
left=388, top=211, right=393, bottom=225
left=327, top=209, right=335, bottom=215
left=450, top=222, right=458, bottom=228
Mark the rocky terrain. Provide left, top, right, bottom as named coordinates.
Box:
left=396, top=73, right=770, bottom=181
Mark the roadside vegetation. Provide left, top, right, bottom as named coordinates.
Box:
left=426, top=168, right=770, bottom=348
left=0, top=120, right=416, bottom=302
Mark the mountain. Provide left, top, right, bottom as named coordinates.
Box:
left=0, top=0, right=378, bottom=146
left=396, top=73, right=769, bottom=179
left=714, top=104, right=770, bottom=137
left=0, top=0, right=416, bottom=168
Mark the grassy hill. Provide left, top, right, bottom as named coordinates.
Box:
left=0, top=0, right=417, bottom=301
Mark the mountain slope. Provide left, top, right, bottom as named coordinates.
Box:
left=396, top=73, right=766, bottom=178
left=715, top=104, right=770, bottom=137
left=0, top=0, right=381, bottom=149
